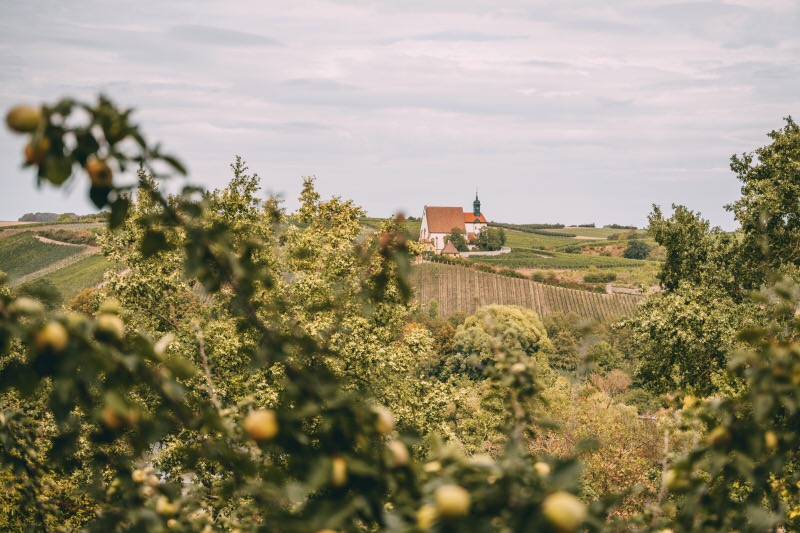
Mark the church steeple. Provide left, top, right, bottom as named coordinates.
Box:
left=473, top=190, right=481, bottom=217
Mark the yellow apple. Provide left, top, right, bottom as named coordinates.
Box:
left=34, top=321, right=69, bottom=352
left=6, top=105, right=42, bottom=133
left=417, top=503, right=438, bottom=530
left=331, top=456, right=347, bottom=487
left=541, top=491, right=586, bottom=532
left=434, top=484, right=470, bottom=518
left=244, top=409, right=279, bottom=441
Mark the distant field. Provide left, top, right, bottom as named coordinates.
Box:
left=411, top=262, right=643, bottom=320
left=36, top=254, right=112, bottom=300
left=540, top=227, right=632, bottom=239
left=0, top=232, right=87, bottom=281
left=467, top=248, right=650, bottom=269
left=503, top=229, right=578, bottom=250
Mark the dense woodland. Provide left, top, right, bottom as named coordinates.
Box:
left=0, top=97, right=798, bottom=532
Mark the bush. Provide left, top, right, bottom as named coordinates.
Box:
left=623, top=240, right=651, bottom=260
left=584, top=272, right=617, bottom=283
left=563, top=245, right=581, bottom=254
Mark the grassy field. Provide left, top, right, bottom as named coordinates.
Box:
left=0, top=232, right=88, bottom=281
left=35, top=254, right=113, bottom=300
left=467, top=248, right=651, bottom=269
left=539, top=226, right=632, bottom=239
left=503, top=229, right=577, bottom=249
left=411, top=261, right=643, bottom=320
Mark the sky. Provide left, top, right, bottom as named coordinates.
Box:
left=1, top=1, right=798, bottom=229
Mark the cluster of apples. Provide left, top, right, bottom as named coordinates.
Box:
left=6, top=104, right=112, bottom=187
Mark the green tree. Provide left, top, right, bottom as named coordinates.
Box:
left=727, top=117, right=800, bottom=287
left=648, top=204, right=741, bottom=297
left=476, top=227, right=506, bottom=251
left=622, top=283, right=748, bottom=396
left=444, top=305, right=553, bottom=379
left=444, top=227, right=468, bottom=251
left=622, top=239, right=650, bottom=260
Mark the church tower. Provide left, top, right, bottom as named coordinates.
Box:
left=473, top=192, right=481, bottom=217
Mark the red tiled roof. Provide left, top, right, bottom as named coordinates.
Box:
left=464, top=212, right=487, bottom=223
left=441, top=241, right=459, bottom=255
left=425, top=206, right=466, bottom=234
left=467, top=232, right=478, bottom=242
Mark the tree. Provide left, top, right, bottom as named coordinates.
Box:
left=727, top=117, right=800, bottom=287
left=444, top=227, right=468, bottom=251
left=476, top=227, right=506, bottom=251
left=622, top=240, right=650, bottom=259
left=648, top=204, right=741, bottom=297
left=443, top=305, right=553, bottom=379
left=622, top=283, right=748, bottom=396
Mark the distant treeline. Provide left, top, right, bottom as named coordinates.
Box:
left=18, top=212, right=59, bottom=222
left=490, top=222, right=576, bottom=238
left=604, top=224, right=637, bottom=230
left=17, top=212, right=108, bottom=223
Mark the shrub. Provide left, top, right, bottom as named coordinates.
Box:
left=623, top=240, right=651, bottom=260
left=584, top=272, right=617, bottom=283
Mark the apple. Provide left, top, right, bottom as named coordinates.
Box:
left=434, top=484, right=470, bottom=519
left=387, top=439, right=410, bottom=467
left=101, top=407, right=124, bottom=430
left=331, top=456, right=347, bottom=487
left=86, top=157, right=113, bottom=187
left=534, top=461, right=551, bottom=477
left=373, top=405, right=394, bottom=436
left=155, top=495, right=178, bottom=515
left=511, top=362, right=527, bottom=374
left=9, top=297, right=44, bottom=316
left=244, top=409, right=279, bottom=441
left=96, top=313, right=125, bottom=341
left=764, top=430, right=778, bottom=451
left=24, top=138, right=50, bottom=166
left=6, top=105, right=42, bottom=133
left=541, top=491, right=586, bottom=532
left=417, top=503, right=438, bottom=530
left=34, top=321, right=69, bottom=352
left=706, top=426, right=731, bottom=448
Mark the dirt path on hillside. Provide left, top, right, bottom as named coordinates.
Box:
left=10, top=247, right=99, bottom=287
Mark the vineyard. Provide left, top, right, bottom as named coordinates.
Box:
left=0, top=232, right=88, bottom=281
left=34, top=254, right=112, bottom=300
left=411, top=261, right=644, bottom=320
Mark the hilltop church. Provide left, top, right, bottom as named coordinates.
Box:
left=419, top=194, right=487, bottom=253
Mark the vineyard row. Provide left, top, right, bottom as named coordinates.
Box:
left=411, top=262, right=644, bottom=321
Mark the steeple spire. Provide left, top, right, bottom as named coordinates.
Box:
left=473, top=190, right=481, bottom=217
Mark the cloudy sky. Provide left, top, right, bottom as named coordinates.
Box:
left=1, top=1, right=798, bottom=228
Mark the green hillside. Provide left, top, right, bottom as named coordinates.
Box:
left=0, top=232, right=87, bottom=281
left=411, top=261, right=643, bottom=320
left=35, top=254, right=112, bottom=300
left=467, top=247, right=650, bottom=269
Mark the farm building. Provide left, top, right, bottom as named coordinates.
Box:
left=419, top=194, right=488, bottom=253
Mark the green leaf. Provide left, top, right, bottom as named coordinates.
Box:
left=161, top=154, right=187, bottom=175
left=89, top=185, right=111, bottom=208
left=43, top=155, right=73, bottom=185
left=109, top=197, right=130, bottom=229
left=140, top=230, right=172, bottom=257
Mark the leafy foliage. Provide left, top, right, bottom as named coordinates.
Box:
left=0, top=232, right=86, bottom=281
left=622, top=240, right=650, bottom=260
left=727, top=117, right=800, bottom=288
